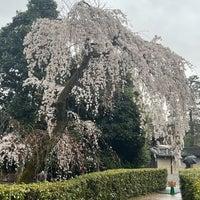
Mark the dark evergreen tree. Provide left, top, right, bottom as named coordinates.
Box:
left=0, top=0, right=58, bottom=125
left=185, top=75, right=200, bottom=146
left=96, top=83, right=146, bottom=167
left=27, top=0, right=58, bottom=19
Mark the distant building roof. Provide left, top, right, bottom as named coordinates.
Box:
left=157, top=145, right=173, bottom=157
left=150, top=145, right=173, bottom=158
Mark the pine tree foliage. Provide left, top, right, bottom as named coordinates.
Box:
left=96, top=84, right=146, bottom=167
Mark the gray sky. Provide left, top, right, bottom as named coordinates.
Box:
left=1, top=0, right=200, bottom=76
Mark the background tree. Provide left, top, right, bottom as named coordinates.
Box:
left=27, top=0, right=58, bottom=19
left=96, top=82, right=147, bottom=167
left=185, top=75, right=200, bottom=146
left=0, top=0, right=58, bottom=125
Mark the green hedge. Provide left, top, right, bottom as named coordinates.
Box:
left=0, top=168, right=167, bottom=200
left=179, top=168, right=200, bottom=200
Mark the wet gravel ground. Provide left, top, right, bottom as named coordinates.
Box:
left=131, top=192, right=182, bottom=200
left=129, top=174, right=182, bottom=200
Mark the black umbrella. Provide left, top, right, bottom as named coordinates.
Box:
left=183, top=155, right=197, bottom=168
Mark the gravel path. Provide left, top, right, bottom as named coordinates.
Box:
left=131, top=192, right=182, bottom=200
left=129, top=174, right=182, bottom=200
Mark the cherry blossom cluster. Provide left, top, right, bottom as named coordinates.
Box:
left=23, top=1, right=191, bottom=163
left=47, top=112, right=102, bottom=180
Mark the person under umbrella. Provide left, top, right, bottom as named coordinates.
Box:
left=183, top=155, right=197, bottom=169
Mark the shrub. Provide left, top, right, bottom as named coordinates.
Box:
left=0, top=168, right=167, bottom=200
left=179, top=168, right=200, bottom=200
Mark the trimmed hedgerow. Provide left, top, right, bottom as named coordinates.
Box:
left=0, top=168, right=167, bottom=200
left=179, top=168, right=200, bottom=200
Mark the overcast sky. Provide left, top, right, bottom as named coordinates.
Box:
left=1, top=0, right=200, bottom=77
